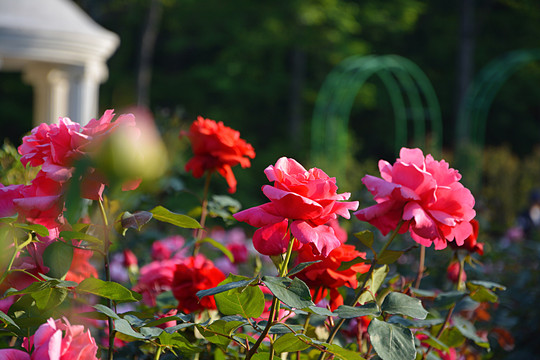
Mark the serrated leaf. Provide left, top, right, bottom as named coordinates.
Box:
left=274, top=333, right=310, bottom=354
left=42, top=241, right=74, bottom=279
left=381, top=292, right=428, bottom=319
left=357, top=265, right=389, bottom=305
left=197, top=278, right=255, bottom=298
left=262, top=276, right=314, bottom=309
left=335, top=303, right=381, bottom=319
left=150, top=206, right=202, bottom=229
left=354, top=230, right=374, bottom=251
left=214, top=275, right=265, bottom=318
left=198, top=237, right=234, bottom=262
left=93, top=304, right=121, bottom=320
left=114, top=318, right=147, bottom=339
left=13, top=223, right=49, bottom=237
left=287, top=260, right=321, bottom=277
left=76, top=278, right=141, bottom=303
left=0, top=310, right=19, bottom=329
left=377, top=250, right=404, bottom=265
left=59, top=231, right=102, bottom=246
left=368, top=318, right=416, bottom=360
left=120, top=211, right=153, bottom=231
left=453, top=317, right=490, bottom=349
left=433, top=291, right=467, bottom=309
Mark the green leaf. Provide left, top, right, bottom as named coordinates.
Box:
left=325, top=343, right=367, bottom=360
left=0, top=310, right=19, bottom=329
left=437, top=326, right=466, bottom=348
left=354, top=230, right=374, bottom=251
left=251, top=353, right=281, bottom=360
left=453, top=317, right=490, bottom=349
left=76, top=278, right=142, bottom=303
left=433, top=291, right=467, bottom=309
left=120, top=211, right=153, bottom=232
left=377, top=250, right=404, bottom=265
left=114, top=318, right=147, bottom=340
left=0, top=214, right=18, bottom=224
left=357, top=265, right=389, bottom=305
left=150, top=206, right=202, bottom=229
left=13, top=223, right=49, bottom=237
left=467, top=280, right=506, bottom=291
left=93, top=304, right=121, bottom=320
left=197, top=277, right=255, bottom=298
left=214, top=275, right=265, bottom=318
left=335, top=303, right=381, bottom=319
left=60, top=231, right=103, bottom=246
left=198, top=320, right=244, bottom=350
left=198, top=237, right=234, bottom=262
left=368, top=318, right=416, bottom=360
left=274, top=333, right=310, bottom=354
left=262, top=276, right=314, bottom=309
left=381, top=292, right=428, bottom=319
left=42, top=241, right=74, bottom=279
left=287, top=260, right=321, bottom=277
left=32, top=287, right=68, bottom=310
left=303, top=305, right=335, bottom=317
left=159, top=331, right=201, bottom=354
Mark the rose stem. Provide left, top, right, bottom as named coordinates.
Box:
left=194, top=171, right=212, bottom=256
left=415, top=245, right=426, bottom=289
left=99, top=199, right=115, bottom=360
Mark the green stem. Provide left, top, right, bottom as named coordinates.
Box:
left=98, top=199, right=115, bottom=360
left=246, top=234, right=296, bottom=359
left=414, top=245, right=426, bottom=289
left=318, top=221, right=403, bottom=360
left=154, top=345, right=163, bottom=360
left=194, top=172, right=213, bottom=256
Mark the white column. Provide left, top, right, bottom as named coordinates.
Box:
left=67, top=62, right=108, bottom=125
left=22, top=63, right=70, bottom=125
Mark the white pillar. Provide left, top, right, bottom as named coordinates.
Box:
left=23, top=63, right=70, bottom=125
left=67, top=62, right=108, bottom=125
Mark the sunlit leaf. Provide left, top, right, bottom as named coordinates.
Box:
left=214, top=274, right=265, bottom=318
left=76, top=278, right=141, bottom=303
left=381, top=292, right=428, bottom=319
left=262, top=276, right=314, bottom=309
left=150, top=206, right=202, bottom=229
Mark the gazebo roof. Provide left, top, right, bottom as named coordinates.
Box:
left=0, top=0, right=119, bottom=70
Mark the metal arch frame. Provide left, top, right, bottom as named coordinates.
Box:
left=457, top=48, right=540, bottom=149
left=311, top=54, right=442, bottom=173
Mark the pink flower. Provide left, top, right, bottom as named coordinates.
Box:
left=0, top=183, right=25, bottom=218
left=354, top=148, right=476, bottom=250
left=151, top=235, right=186, bottom=261
left=233, top=157, right=358, bottom=256
left=447, top=261, right=466, bottom=283
left=181, top=117, right=255, bottom=193
left=24, top=317, right=98, bottom=360
left=0, top=349, right=31, bottom=360
left=133, top=259, right=181, bottom=306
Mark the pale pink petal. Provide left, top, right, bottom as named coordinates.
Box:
left=378, top=160, right=394, bottom=182
left=233, top=203, right=284, bottom=227
left=262, top=185, right=323, bottom=220
left=448, top=221, right=473, bottom=246
left=398, top=147, right=425, bottom=169
left=403, top=202, right=439, bottom=240
left=355, top=201, right=404, bottom=236
left=0, top=349, right=31, bottom=360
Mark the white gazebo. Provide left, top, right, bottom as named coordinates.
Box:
left=0, top=0, right=119, bottom=125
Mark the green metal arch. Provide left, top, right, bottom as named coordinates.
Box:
left=311, top=54, right=442, bottom=175
left=457, top=48, right=540, bottom=149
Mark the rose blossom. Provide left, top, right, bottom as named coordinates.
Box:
left=294, top=243, right=370, bottom=310
left=133, top=259, right=181, bottom=306
left=449, top=219, right=483, bottom=255
left=0, top=349, right=31, bottom=359
left=181, top=116, right=255, bottom=193
left=172, top=255, right=225, bottom=313
left=65, top=247, right=98, bottom=284
left=23, top=317, right=98, bottom=360
left=354, top=148, right=476, bottom=250
left=233, top=157, right=359, bottom=256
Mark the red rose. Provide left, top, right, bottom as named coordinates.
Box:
left=355, top=148, right=476, bottom=250
left=181, top=117, right=255, bottom=193
left=446, top=261, right=466, bottom=283
left=171, top=255, right=225, bottom=313
left=65, top=247, right=98, bottom=284
left=449, top=219, right=483, bottom=255
left=233, top=157, right=358, bottom=256
left=294, top=243, right=370, bottom=310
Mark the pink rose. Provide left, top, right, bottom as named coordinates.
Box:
left=24, top=317, right=98, bottom=360
left=0, top=349, right=31, bottom=360
left=0, top=183, right=25, bottom=217
left=233, top=157, right=358, bottom=256
left=151, top=235, right=186, bottom=261
left=355, top=148, right=476, bottom=250
left=133, top=259, right=181, bottom=306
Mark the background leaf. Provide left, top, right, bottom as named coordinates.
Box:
left=76, top=278, right=142, bottom=302
left=368, top=318, right=416, bottom=360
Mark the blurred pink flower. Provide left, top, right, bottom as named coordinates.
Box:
left=151, top=235, right=186, bottom=261
left=233, top=157, right=358, bottom=256
left=133, top=259, right=181, bottom=306
left=355, top=148, right=476, bottom=250
left=0, top=349, right=31, bottom=359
